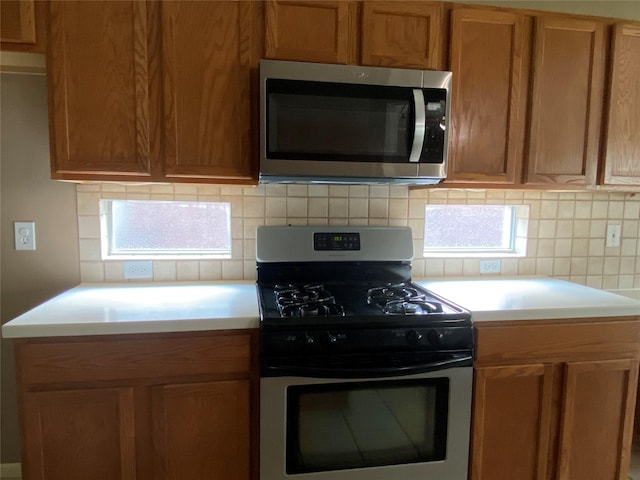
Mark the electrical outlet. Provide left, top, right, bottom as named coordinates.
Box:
left=124, top=261, right=153, bottom=279
left=14, top=221, right=36, bottom=251
left=606, top=224, right=621, bottom=248
left=480, top=259, right=501, bottom=274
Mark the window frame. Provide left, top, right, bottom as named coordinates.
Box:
left=422, top=204, right=529, bottom=258
left=100, top=199, right=232, bottom=260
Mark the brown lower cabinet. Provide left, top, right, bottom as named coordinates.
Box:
left=14, top=330, right=258, bottom=480
left=14, top=319, right=640, bottom=480
left=471, top=318, right=640, bottom=480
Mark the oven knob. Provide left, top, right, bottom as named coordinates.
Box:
left=305, top=333, right=316, bottom=344
left=428, top=329, right=444, bottom=345
left=406, top=329, right=423, bottom=345
left=326, top=332, right=337, bottom=343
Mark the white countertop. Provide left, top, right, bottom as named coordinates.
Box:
left=1, top=282, right=260, bottom=338
left=2, top=278, right=639, bottom=339
left=417, top=277, right=640, bottom=323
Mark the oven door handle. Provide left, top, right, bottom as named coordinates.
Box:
left=261, top=354, right=473, bottom=378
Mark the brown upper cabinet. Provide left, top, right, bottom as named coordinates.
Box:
left=0, top=0, right=46, bottom=53
left=446, top=7, right=529, bottom=185
left=265, top=0, right=358, bottom=64
left=445, top=5, right=625, bottom=190
left=161, top=1, right=260, bottom=182
left=601, top=22, right=640, bottom=186
left=360, top=1, right=444, bottom=69
left=48, top=1, right=155, bottom=180
left=265, top=0, right=445, bottom=69
left=47, top=0, right=261, bottom=184
left=524, top=16, right=606, bottom=187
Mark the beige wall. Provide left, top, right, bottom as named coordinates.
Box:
left=0, top=73, right=81, bottom=463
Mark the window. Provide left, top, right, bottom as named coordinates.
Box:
left=423, top=205, right=528, bottom=257
left=101, top=200, right=231, bottom=259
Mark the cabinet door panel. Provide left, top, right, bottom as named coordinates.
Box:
left=526, top=17, right=605, bottom=187
left=48, top=1, right=153, bottom=178
left=265, top=0, right=356, bottom=64
left=1, top=0, right=36, bottom=44
left=471, top=364, right=554, bottom=480
left=21, top=388, right=136, bottom=480
left=558, top=359, right=639, bottom=480
left=152, top=380, right=251, bottom=480
left=602, top=23, right=640, bottom=185
left=162, top=0, right=258, bottom=181
left=447, top=8, right=528, bottom=184
left=361, top=1, right=442, bottom=69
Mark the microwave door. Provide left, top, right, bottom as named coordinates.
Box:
left=409, top=89, right=426, bottom=163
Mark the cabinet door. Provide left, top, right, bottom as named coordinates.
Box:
left=152, top=380, right=251, bottom=480
left=21, top=388, right=136, bottom=480
left=525, top=17, right=605, bottom=187
left=265, top=0, right=357, bottom=64
left=557, top=359, right=639, bottom=480
left=471, top=364, right=554, bottom=480
left=0, top=0, right=41, bottom=51
left=447, top=8, right=529, bottom=185
left=48, top=1, right=154, bottom=179
left=361, top=1, right=443, bottom=69
left=161, top=0, right=260, bottom=182
left=601, top=23, right=640, bottom=186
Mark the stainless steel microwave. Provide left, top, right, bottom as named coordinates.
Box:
left=259, top=59, right=452, bottom=185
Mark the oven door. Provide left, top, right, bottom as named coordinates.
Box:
left=260, top=366, right=472, bottom=480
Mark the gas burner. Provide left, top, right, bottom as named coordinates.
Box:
left=383, top=299, right=444, bottom=315
left=274, top=284, right=345, bottom=318
left=367, top=283, right=422, bottom=308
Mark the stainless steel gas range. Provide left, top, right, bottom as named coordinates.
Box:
left=256, top=225, right=474, bottom=480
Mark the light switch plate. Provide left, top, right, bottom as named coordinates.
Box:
left=606, top=224, right=621, bottom=248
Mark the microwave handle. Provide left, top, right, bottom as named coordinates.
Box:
left=409, top=89, right=426, bottom=163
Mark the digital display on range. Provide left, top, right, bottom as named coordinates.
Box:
left=314, top=232, right=361, bottom=251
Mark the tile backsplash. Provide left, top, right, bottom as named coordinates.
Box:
left=77, top=184, right=640, bottom=289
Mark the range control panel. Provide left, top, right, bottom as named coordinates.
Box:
left=313, top=232, right=361, bottom=251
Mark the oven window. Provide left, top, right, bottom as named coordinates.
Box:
left=285, top=378, right=449, bottom=474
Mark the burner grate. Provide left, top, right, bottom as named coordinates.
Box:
left=274, top=284, right=345, bottom=317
